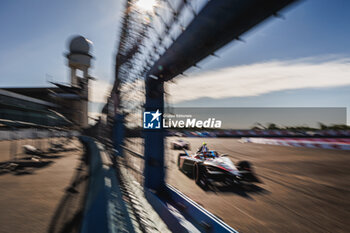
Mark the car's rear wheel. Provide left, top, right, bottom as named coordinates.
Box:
left=236, top=161, right=260, bottom=182
left=237, top=161, right=251, bottom=171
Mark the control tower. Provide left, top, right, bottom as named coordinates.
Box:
left=66, top=35, right=93, bottom=129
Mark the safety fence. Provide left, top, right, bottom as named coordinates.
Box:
left=110, top=0, right=298, bottom=190
left=79, top=136, right=170, bottom=233
left=121, top=139, right=145, bottom=185
left=111, top=0, right=212, bottom=188
left=79, top=136, right=135, bottom=233
left=107, top=0, right=299, bottom=232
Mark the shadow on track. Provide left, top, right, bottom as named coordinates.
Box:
left=193, top=179, right=269, bottom=199
left=48, top=154, right=89, bottom=233
left=0, top=159, right=54, bottom=176
left=209, top=183, right=269, bottom=199
left=182, top=172, right=268, bottom=199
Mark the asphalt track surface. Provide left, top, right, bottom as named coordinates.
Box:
left=0, top=139, right=85, bottom=233
left=166, top=138, right=350, bottom=233
left=0, top=138, right=57, bottom=163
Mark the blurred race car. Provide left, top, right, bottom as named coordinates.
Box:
left=171, top=139, right=190, bottom=150
left=178, top=150, right=259, bottom=188
left=23, top=145, right=43, bottom=155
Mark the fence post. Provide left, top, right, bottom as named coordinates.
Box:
left=143, top=78, right=165, bottom=192
left=10, top=129, right=17, bottom=161
left=113, top=113, right=124, bottom=156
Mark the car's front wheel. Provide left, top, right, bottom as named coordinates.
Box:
left=194, top=163, right=208, bottom=190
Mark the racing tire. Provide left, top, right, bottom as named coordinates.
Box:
left=236, top=161, right=259, bottom=183
left=194, top=163, right=208, bottom=190
left=177, top=153, right=186, bottom=170
left=237, top=161, right=251, bottom=171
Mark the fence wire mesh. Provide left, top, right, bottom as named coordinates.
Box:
left=113, top=0, right=209, bottom=184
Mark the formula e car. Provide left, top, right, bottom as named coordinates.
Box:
left=171, top=139, right=190, bottom=150
left=178, top=150, right=259, bottom=188
left=23, top=145, right=43, bottom=155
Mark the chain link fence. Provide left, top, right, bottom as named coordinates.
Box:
left=113, top=0, right=209, bottom=184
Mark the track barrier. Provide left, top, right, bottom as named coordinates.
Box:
left=79, top=136, right=135, bottom=233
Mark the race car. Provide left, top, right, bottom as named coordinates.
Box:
left=178, top=150, right=259, bottom=188
left=171, top=139, right=190, bottom=150
left=23, top=145, right=43, bottom=155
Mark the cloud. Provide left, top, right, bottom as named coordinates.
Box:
left=167, top=57, right=350, bottom=103
left=90, top=80, right=112, bottom=103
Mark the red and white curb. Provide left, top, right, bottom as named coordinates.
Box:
left=240, top=138, right=350, bottom=150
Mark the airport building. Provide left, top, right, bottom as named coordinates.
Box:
left=0, top=36, right=93, bottom=130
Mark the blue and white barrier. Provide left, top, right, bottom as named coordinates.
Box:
left=79, top=136, right=135, bottom=233
left=145, top=185, right=239, bottom=233
left=241, top=137, right=350, bottom=150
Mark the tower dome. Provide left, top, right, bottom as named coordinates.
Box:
left=69, top=35, right=91, bottom=54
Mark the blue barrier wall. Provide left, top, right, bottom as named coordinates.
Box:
left=79, top=136, right=135, bottom=233
left=80, top=136, right=239, bottom=232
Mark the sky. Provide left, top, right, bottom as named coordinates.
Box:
left=168, top=0, right=350, bottom=126
left=0, top=0, right=120, bottom=101
left=0, top=0, right=349, bottom=126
